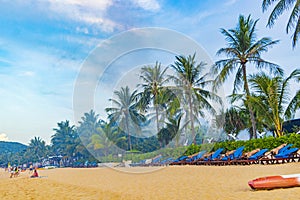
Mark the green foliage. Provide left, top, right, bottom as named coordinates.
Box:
left=213, top=14, right=281, bottom=139
left=170, top=53, right=219, bottom=144
left=0, top=142, right=27, bottom=166
left=184, top=133, right=300, bottom=155
left=120, top=146, right=188, bottom=163
left=184, top=144, right=201, bottom=155
left=0, top=141, right=27, bottom=153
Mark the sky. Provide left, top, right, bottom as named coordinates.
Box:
left=0, top=0, right=299, bottom=144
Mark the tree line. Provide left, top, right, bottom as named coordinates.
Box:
left=2, top=1, right=300, bottom=165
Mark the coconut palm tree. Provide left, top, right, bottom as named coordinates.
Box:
left=77, top=110, right=103, bottom=147
left=94, top=121, right=126, bottom=158
left=138, top=62, right=170, bottom=135
left=170, top=54, right=219, bottom=144
left=221, top=107, right=250, bottom=137
left=28, top=136, right=47, bottom=161
left=158, top=113, right=184, bottom=147
left=249, top=69, right=300, bottom=137
left=51, top=120, right=77, bottom=157
left=105, top=86, right=146, bottom=151
left=262, top=0, right=300, bottom=47
left=213, top=14, right=282, bottom=139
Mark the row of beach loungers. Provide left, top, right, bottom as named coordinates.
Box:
left=131, top=144, right=300, bottom=167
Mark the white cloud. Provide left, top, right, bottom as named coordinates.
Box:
left=18, top=71, right=35, bottom=77
left=0, top=58, right=13, bottom=65
left=47, top=0, right=118, bottom=33
left=131, top=0, right=160, bottom=11
left=0, top=133, right=9, bottom=141
left=225, top=0, right=239, bottom=6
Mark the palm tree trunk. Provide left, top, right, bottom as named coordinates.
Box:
left=125, top=112, right=132, bottom=151
left=188, top=89, right=196, bottom=144
left=274, top=120, right=283, bottom=137
left=242, top=64, right=257, bottom=139
left=155, top=104, right=162, bottom=147
left=248, top=106, right=257, bottom=139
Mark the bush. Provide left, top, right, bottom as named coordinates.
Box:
left=98, top=134, right=300, bottom=162
left=185, top=133, right=300, bottom=155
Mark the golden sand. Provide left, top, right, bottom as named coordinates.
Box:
left=1, top=163, right=300, bottom=200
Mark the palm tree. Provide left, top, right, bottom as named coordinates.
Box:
left=138, top=62, right=170, bottom=135
left=101, top=122, right=126, bottom=148
left=171, top=54, right=219, bottom=144
left=213, top=14, right=282, bottom=139
left=28, top=136, right=47, bottom=161
left=91, top=121, right=127, bottom=158
left=87, top=130, right=115, bottom=159
left=223, top=107, right=250, bottom=137
left=105, top=86, right=146, bottom=151
left=77, top=110, right=102, bottom=146
left=158, top=113, right=184, bottom=147
left=262, top=0, right=300, bottom=47
left=249, top=69, right=300, bottom=137
left=51, top=120, right=77, bottom=157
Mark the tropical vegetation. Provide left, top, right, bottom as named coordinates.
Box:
left=213, top=14, right=282, bottom=139
left=1, top=6, right=300, bottom=166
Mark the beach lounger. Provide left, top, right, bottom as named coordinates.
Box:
left=262, top=144, right=288, bottom=159
left=255, top=144, right=290, bottom=164
left=145, top=155, right=162, bottom=166
left=130, top=159, right=146, bottom=167
left=260, top=147, right=300, bottom=164
left=170, top=155, right=189, bottom=165
left=278, top=144, right=293, bottom=154
left=184, top=151, right=206, bottom=165
left=235, top=149, right=269, bottom=165
left=210, top=146, right=245, bottom=166
left=196, top=148, right=224, bottom=165
left=159, top=158, right=174, bottom=166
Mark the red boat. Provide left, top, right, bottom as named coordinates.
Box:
left=248, top=174, right=300, bottom=190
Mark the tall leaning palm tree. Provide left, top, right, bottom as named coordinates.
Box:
left=213, top=14, right=282, bottom=139
left=262, top=0, right=300, bottom=47
left=105, top=86, right=146, bottom=151
left=249, top=69, right=300, bottom=137
left=171, top=54, right=219, bottom=144
left=138, top=62, right=169, bottom=135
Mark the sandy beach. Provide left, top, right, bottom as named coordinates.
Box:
left=1, top=163, right=300, bottom=200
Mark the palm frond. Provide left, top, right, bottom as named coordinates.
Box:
left=262, top=0, right=278, bottom=12
left=227, top=93, right=245, bottom=104
left=284, top=89, right=300, bottom=119
left=248, top=57, right=283, bottom=76
left=232, top=67, right=243, bottom=94
left=220, top=28, right=239, bottom=48
left=267, top=0, right=290, bottom=27
left=292, top=14, right=300, bottom=47
left=213, top=59, right=238, bottom=90
left=286, top=1, right=300, bottom=33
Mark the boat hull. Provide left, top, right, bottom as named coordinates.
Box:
left=248, top=174, right=300, bottom=190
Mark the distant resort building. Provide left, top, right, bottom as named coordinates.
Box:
left=283, top=118, right=300, bottom=133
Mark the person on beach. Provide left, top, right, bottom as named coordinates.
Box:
left=9, top=167, right=14, bottom=178
left=30, top=169, right=39, bottom=178
left=13, top=167, right=19, bottom=177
